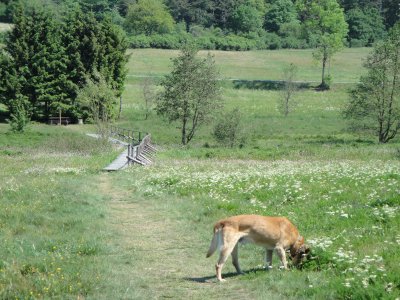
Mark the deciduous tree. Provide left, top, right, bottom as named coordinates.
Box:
left=344, top=23, right=400, bottom=143
left=156, top=46, right=221, bottom=145
left=124, top=0, right=175, bottom=35
left=297, top=0, right=348, bottom=89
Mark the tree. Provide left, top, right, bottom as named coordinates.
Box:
left=228, top=2, right=264, bottom=34
left=344, top=22, right=400, bottom=143
left=156, top=46, right=221, bottom=145
left=141, top=76, right=156, bottom=120
left=60, top=5, right=128, bottom=119
left=0, top=4, right=69, bottom=121
left=124, top=0, right=175, bottom=35
left=297, top=0, right=348, bottom=89
left=346, top=6, right=385, bottom=47
left=0, top=4, right=128, bottom=123
left=278, top=63, right=298, bottom=117
left=264, top=0, right=298, bottom=33
left=76, top=75, right=117, bottom=133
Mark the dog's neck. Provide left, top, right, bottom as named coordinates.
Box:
left=290, top=235, right=303, bottom=257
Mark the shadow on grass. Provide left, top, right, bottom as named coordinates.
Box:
left=305, top=136, right=375, bottom=146
left=233, top=80, right=312, bottom=91
left=185, top=267, right=267, bottom=283
left=0, top=109, right=9, bottom=123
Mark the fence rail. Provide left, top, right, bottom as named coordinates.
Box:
left=108, top=126, right=156, bottom=167
left=109, top=125, right=147, bottom=146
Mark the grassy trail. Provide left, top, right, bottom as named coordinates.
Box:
left=96, top=173, right=261, bottom=300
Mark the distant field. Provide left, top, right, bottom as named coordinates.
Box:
left=0, top=22, right=11, bottom=32
left=121, top=48, right=387, bottom=150
left=127, top=48, right=370, bottom=83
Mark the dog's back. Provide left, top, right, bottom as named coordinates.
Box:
left=206, top=215, right=300, bottom=256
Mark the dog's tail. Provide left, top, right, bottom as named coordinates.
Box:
left=206, top=223, right=224, bottom=258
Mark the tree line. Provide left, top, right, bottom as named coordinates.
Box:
left=0, top=0, right=398, bottom=50
left=0, top=2, right=128, bottom=130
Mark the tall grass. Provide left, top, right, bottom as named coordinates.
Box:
left=0, top=124, right=116, bottom=298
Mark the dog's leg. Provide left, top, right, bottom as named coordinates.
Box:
left=265, top=249, right=273, bottom=270
left=216, top=232, right=240, bottom=281
left=231, top=243, right=243, bottom=274
left=274, top=246, right=288, bottom=270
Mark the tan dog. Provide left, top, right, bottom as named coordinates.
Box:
left=206, top=214, right=309, bottom=281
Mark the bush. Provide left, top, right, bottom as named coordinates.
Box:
left=127, top=31, right=311, bottom=50
left=213, top=108, right=244, bottom=147
left=349, top=38, right=366, bottom=48
left=128, top=35, right=151, bottom=48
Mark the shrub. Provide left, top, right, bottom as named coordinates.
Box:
left=213, top=108, right=244, bottom=147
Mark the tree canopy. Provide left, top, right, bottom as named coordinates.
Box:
left=0, top=3, right=128, bottom=124
left=156, top=46, right=221, bottom=145
left=0, top=0, right=397, bottom=50
left=344, top=22, right=400, bottom=143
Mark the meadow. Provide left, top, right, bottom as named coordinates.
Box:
left=1, top=48, right=399, bottom=299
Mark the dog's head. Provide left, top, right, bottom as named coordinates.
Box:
left=290, top=236, right=310, bottom=265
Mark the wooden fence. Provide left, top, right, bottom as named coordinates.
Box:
left=109, top=125, right=145, bottom=145
left=108, top=125, right=156, bottom=166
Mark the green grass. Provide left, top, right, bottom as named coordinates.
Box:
left=109, top=158, right=400, bottom=299
left=0, top=124, right=118, bottom=298
left=0, top=22, right=11, bottom=32
left=127, top=48, right=370, bottom=82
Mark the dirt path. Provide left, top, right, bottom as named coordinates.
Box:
left=97, top=173, right=255, bottom=300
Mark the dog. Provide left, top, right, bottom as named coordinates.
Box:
left=206, top=214, right=309, bottom=281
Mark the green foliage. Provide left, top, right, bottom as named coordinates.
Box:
left=156, top=45, right=221, bottom=144
left=213, top=108, right=243, bottom=147
left=264, top=0, right=298, bottom=33
left=344, top=23, right=400, bottom=143
left=228, top=2, right=264, bottom=34
left=0, top=4, right=128, bottom=123
left=0, top=4, right=69, bottom=120
left=297, top=0, right=348, bottom=89
left=76, top=75, right=117, bottom=123
left=346, top=6, right=385, bottom=47
left=124, top=0, right=175, bottom=35
left=278, top=63, right=298, bottom=117
left=8, top=94, right=30, bottom=132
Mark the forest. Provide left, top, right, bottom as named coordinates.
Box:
left=0, top=0, right=399, bottom=50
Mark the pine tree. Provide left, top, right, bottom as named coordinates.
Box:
left=1, top=4, right=70, bottom=120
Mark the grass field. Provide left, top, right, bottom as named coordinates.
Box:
left=1, top=48, right=399, bottom=299
left=126, top=47, right=370, bottom=82
left=0, top=22, right=11, bottom=32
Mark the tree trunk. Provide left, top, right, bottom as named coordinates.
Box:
left=118, top=96, right=122, bottom=119
left=182, top=116, right=187, bottom=145
left=321, top=52, right=328, bottom=89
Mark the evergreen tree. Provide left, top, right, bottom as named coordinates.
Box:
left=61, top=5, right=128, bottom=118
left=0, top=4, right=69, bottom=120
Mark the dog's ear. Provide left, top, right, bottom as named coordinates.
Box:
left=305, top=246, right=310, bottom=254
